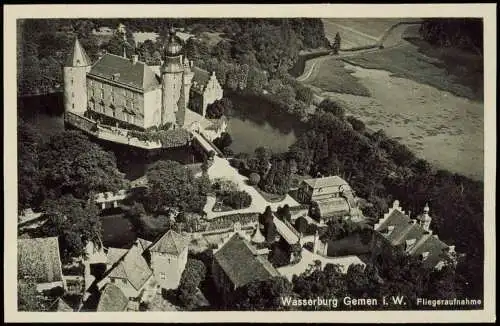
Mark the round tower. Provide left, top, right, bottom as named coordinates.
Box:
left=417, top=203, right=432, bottom=231
left=63, top=38, right=92, bottom=115
left=160, top=28, right=185, bottom=127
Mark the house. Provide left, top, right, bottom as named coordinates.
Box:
left=297, top=175, right=351, bottom=203
left=373, top=200, right=458, bottom=270
left=148, top=229, right=190, bottom=290
left=96, top=283, right=129, bottom=312
left=212, top=233, right=280, bottom=303
left=17, top=237, right=65, bottom=292
left=97, top=229, right=190, bottom=304
left=297, top=176, right=362, bottom=222
left=97, top=239, right=154, bottom=300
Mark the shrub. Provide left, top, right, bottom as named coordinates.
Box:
left=248, top=172, right=261, bottom=186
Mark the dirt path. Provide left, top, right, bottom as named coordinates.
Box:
left=297, top=22, right=418, bottom=83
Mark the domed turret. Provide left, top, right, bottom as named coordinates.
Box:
left=165, top=28, right=183, bottom=57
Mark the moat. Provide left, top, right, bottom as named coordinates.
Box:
left=19, top=92, right=305, bottom=180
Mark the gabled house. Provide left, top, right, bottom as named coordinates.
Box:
left=97, top=239, right=154, bottom=300
left=374, top=201, right=458, bottom=270
left=212, top=233, right=280, bottom=304
left=17, top=236, right=65, bottom=292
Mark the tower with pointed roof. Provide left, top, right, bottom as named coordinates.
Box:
left=148, top=229, right=190, bottom=290
left=417, top=203, right=432, bottom=232
left=63, top=38, right=92, bottom=114
left=161, top=28, right=186, bottom=127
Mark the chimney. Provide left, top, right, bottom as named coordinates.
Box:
left=131, top=55, right=139, bottom=64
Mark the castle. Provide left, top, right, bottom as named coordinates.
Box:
left=63, top=28, right=225, bottom=139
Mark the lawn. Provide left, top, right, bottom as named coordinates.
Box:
left=253, top=186, right=287, bottom=202
left=308, top=58, right=371, bottom=97
left=342, top=36, right=483, bottom=102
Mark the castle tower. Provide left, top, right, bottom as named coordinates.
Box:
left=417, top=203, right=432, bottom=231
left=160, top=28, right=185, bottom=127
left=63, top=38, right=91, bottom=115
left=182, top=57, right=194, bottom=117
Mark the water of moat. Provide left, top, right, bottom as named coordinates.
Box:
left=19, top=92, right=304, bottom=248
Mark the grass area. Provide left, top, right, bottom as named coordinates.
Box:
left=308, top=59, right=371, bottom=97
left=253, top=186, right=287, bottom=202
left=343, top=40, right=483, bottom=102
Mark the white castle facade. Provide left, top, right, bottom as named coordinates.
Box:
left=63, top=29, right=224, bottom=136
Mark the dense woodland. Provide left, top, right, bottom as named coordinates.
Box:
left=419, top=18, right=483, bottom=55
left=17, top=18, right=484, bottom=309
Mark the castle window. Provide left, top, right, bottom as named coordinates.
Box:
left=122, top=279, right=127, bottom=285
left=71, top=79, right=74, bottom=85
left=110, top=278, right=115, bottom=283
left=160, top=273, right=166, bottom=280
left=72, top=92, right=74, bottom=98
left=100, top=89, right=104, bottom=99
left=72, top=103, right=74, bottom=109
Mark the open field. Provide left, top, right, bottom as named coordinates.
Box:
left=308, top=59, right=370, bottom=97
left=314, top=62, right=483, bottom=181
left=322, top=18, right=416, bottom=49
left=342, top=29, right=483, bottom=101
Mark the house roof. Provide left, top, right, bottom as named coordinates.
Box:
left=214, top=234, right=279, bottom=289
left=410, top=234, right=450, bottom=269
left=88, top=53, right=160, bottom=92
left=49, top=297, right=73, bottom=312
left=148, top=229, right=190, bottom=255
left=375, top=206, right=453, bottom=269
left=18, top=236, right=63, bottom=284
left=273, top=216, right=299, bottom=245
left=303, top=176, right=349, bottom=190
left=65, top=38, right=92, bottom=67
left=313, top=197, right=350, bottom=217
left=106, top=248, right=128, bottom=266
left=106, top=243, right=153, bottom=290
left=97, top=283, right=129, bottom=312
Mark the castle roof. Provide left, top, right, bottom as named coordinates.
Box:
left=303, top=175, right=350, bottom=190
left=214, top=234, right=279, bottom=289
left=65, top=38, right=92, bottom=67
left=148, top=229, right=190, bottom=255
left=88, top=53, right=160, bottom=92
left=17, top=236, right=63, bottom=285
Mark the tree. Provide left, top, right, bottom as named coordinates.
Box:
left=18, top=119, right=42, bottom=211
left=38, top=131, right=126, bottom=200
left=213, top=132, right=233, bottom=152
left=318, top=99, right=345, bottom=118
left=332, top=32, right=341, bottom=54
left=294, top=216, right=308, bottom=235
left=296, top=85, right=314, bottom=105
left=177, top=258, right=207, bottom=310
left=222, top=190, right=252, bottom=209
left=248, top=172, right=261, bottom=186
left=40, top=195, right=101, bottom=261
left=231, top=277, right=293, bottom=310
left=347, top=116, right=366, bottom=133
left=144, top=160, right=206, bottom=213
left=206, top=98, right=233, bottom=119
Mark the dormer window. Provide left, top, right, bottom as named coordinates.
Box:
left=112, top=73, right=120, bottom=81
left=405, top=238, right=417, bottom=252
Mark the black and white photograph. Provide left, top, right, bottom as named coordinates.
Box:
left=4, top=3, right=496, bottom=323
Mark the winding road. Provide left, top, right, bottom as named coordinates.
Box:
left=296, top=21, right=421, bottom=83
